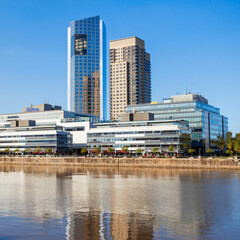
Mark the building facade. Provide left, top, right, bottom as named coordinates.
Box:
left=68, top=16, right=107, bottom=120
left=126, top=93, right=228, bottom=152
left=0, top=125, right=72, bottom=153
left=87, top=120, right=190, bottom=153
left=0, top=104, right=99, bottom=153
left=109, top=37, right=151, bottom=121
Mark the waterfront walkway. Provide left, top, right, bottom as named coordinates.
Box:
left=0, top=156, right=239, bottom=170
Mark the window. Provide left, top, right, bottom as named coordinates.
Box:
left=74, top=34, right=87, bottom=55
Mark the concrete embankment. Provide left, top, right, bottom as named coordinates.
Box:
left=0, top=156, right=239, bottom=169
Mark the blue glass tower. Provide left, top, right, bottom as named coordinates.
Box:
left=67, top=16, right=107, bottom=120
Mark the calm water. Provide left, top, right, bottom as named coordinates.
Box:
left=0, top=166, right=240, bottom=240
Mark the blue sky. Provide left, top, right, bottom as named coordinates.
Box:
left=0, top=0, right=239, bottom=133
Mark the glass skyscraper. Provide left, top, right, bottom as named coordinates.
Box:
left=67, top=16, right=107, bottom=120
left=126, top=93, right=228, bottom=153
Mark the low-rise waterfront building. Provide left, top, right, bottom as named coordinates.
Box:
left=125, top=93, right=228, bottom=153
left=87, top=114, right=191, bottom=153
left=0, top=104, right=99, bottom=153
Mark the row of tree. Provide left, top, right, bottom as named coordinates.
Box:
left=215, top=132, right=240, bottom=156
left=1, top=147, right=53, bottom=154
left=88, top=132, right=240, bottom=157
left=2, top=132, right=239, bottom=157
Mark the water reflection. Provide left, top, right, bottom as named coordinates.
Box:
left=0, top=166, right=240, bottom=239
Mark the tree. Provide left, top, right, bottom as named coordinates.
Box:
left=180, top=133, right=191, bottom=153
left=188, top=149, right=196, bottom=157
left=226, top=132, right=234, bottom=153
left=121, top=146, right=128, bottom=152
left=3, top=147, right=10, bottom=154
left=81, top=147, right=88, bottom=155
left=93, top=147, right=101, bottom=153
left=45, top=148, right=53, bottom=154
left=136, top=148, right=144, bottom=154
left=152, top=147, right=159, bottom=153
left=206, top=148, right=214, bottom=157
left=168, top=145, right=175, bottom=152
left=34, top=146, right=42, bottom=153
left=225, top=149, right=234, bottom=156
left=24, top=148, right=31, bottom=154
left=215, top=135, right=226, bottom=155
left=107, top=147, right=114, bottom=154
left=14, top=148, right=20, bottom=154
left=234, top=133, right=240, bottom=158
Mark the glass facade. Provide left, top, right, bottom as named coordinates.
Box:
left=126, top=96, right=228, bottom=152
left=0, top=105, right=100, bottom=152
left=0, top=126, right=72, bottom=152
left=68, top=16, right=107, bottom=120
left=87, top=121, right=191, bottom=152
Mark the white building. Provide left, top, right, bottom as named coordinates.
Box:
left=87, top=118, right=191, bottom=153
left=0, top=104, right=98, bottom=153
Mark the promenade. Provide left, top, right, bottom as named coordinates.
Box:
left=0, top=156, right=239, bottom=170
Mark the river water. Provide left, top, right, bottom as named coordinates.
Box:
left=0, top=166, right=240, bottom=240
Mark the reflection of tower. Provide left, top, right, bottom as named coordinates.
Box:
left=65, top=174, right=101, bottom=240
left=66, top=211, right=101, bottom=240
left=109, top=177, right=156, bottom=240
left=111, top=214, right=129, bottom=240
left=128, top=213, right=154, bottom=240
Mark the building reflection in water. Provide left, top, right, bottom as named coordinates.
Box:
left=0, top=166, right=240, bottom=239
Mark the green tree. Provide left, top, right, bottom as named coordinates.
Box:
left=168, top=145, right=175, bottom=152
left=24, top=148, right=31, bottom=154
left=14, top=148, right=20, bottom=154
left=3, top=147, right=10, bottom=154
left=93, top=147, right=101, bottom=153
left=136, top=148, right=144, bottom=154
left=234, top=133, right=240, bottom=158
left=45, top=148, right=53, bottom=154
left=34, top=146, right=42, bottom=153
left=215, top=135, right=226, bottom=155
left=152, top=147, right=159, bottom=153
left=107, top=147, right=114, bottom=154
left=188, top=149, right=196, bottom=157
left=206, top=148, right=214, bottom=157
left=81, top=147, right=88, bottom=155
left=225, top=149, right=234, bottom=156
left=226, top=132, right=234, bottom=153
left=121, top=146, right=128, bottom=152
left=180, top=133, right=191, bottom=153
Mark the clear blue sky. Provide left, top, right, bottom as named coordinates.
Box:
left=0, top=0, right=239, bottom=133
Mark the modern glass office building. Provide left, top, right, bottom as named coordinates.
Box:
left=0, top=104, right=99, bottom=153
left=67, top=16, right=107, bottom=120
left=87, top=120, right=191, bottom=153
left=126, top=93, right=228, bottom=153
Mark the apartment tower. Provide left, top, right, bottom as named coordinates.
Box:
left=67, top=16, right=107, bottom=120
left=109, top=37, right=151, bottom=121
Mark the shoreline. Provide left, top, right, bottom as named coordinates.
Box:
left=0, top=156, right=239, bottom=170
